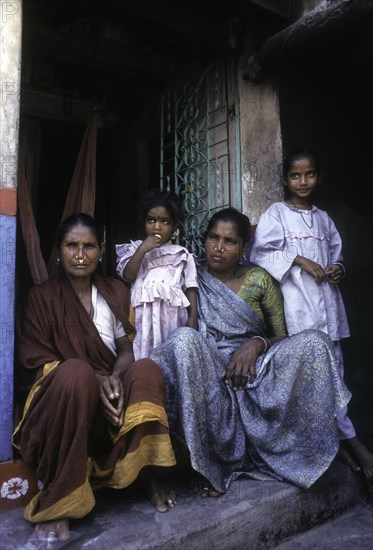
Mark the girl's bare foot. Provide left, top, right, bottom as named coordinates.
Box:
left=190, top=472, right=222, bottom=498
left=138, top=467, right=176, bottom=513
left=343, top=437, right=373, bottom=477
left=336, top=445, right=361, bottom=472
left=35, top=519, right=70, bottom=541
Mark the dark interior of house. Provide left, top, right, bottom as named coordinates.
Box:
left=18, top=0, right=372, bottom=434
left=18, top=0, right=289, bottom=279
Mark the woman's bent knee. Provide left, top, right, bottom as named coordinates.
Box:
left=127, top=358, right=164, bottom=384
left=52, top=359, right=98, bottom=392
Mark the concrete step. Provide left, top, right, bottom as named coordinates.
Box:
left=274, top=502, right=373, bottom=549
left=0, top=461, right=368, bottom=550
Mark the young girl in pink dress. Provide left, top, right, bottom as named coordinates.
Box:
left=116, top=189, right=198, bottom=360
left=250, top=147, right=373, bottom=478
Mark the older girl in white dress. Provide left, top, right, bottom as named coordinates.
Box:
left=250, top=147, right=373, bottom=478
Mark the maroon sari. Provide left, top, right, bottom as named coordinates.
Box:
left=13, top=273, right=176, bottom=523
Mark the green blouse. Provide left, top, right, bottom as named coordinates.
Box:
left=238, top=267, right=287, bottom=338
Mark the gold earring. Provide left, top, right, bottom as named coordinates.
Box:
left=56, top=257, right=61, bottom=264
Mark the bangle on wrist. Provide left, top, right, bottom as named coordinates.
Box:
left=251, top=335, right=271, bottom=354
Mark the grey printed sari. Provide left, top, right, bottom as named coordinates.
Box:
left=151, top=268, right=351, bottom=492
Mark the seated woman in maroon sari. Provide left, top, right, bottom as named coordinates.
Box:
left=13, top=213, right=177, bottom=542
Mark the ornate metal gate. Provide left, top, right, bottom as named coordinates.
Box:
left=160, top=58, right=241, bottom=259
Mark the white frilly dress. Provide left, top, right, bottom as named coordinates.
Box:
left=116, top=240, right=198, bottom=359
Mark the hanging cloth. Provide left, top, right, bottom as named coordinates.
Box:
left=47, top=110, right=102, bottom=276
left=17, top=151, right=49, bottom=285
left=17, top=109, right=102, bottom=283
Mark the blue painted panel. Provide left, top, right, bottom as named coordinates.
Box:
left=0, top=215, right=16, bottom=461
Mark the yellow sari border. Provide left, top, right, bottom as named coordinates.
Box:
left=100, top=433, right=176, bottom=489
left=12, top=361, right=61, bottom=449
left=24, top=459, right=95, bottom=523
left=111, top=402, right=169, bottom=443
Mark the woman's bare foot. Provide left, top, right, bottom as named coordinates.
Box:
left=138, top=467, right=176, bottom=513
left=343, top=437, right=373, bottom=477
left=35, top=519, right=70, bottom=541
left=190, top=472, right=222, bottom=498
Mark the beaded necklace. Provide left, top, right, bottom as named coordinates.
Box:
left=288, top=200, right=313, bottom=229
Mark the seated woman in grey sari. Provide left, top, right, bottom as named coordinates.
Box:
left=151, top=207, right=351, bottom=496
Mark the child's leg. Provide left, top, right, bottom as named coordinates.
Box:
left=333, top=343, right=356, bottom=439
left=333, top=342, right=373, bottom=477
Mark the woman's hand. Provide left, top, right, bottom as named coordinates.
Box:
left=96, top=336, right=135, bottom=427
left=96, top=372, right=124, bottom=426
left=225, top=338, right=265, bottom=390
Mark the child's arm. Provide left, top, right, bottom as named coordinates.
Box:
left=123, top=236, right=161, bottom=282
left=185, top=287, right=199, bottom=331
left=324, top=216, right=346, bottom=284
left=183, top=251, right=199, bottom=330
left=250, top=207, right=294, bottom=283
left=324, top=263, right=345, bottom=284
left=292, top=256, right=326, bottom=285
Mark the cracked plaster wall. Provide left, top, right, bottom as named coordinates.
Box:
left=237, top=69, right=283, bottom=226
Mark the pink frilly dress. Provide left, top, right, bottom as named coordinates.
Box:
left=116, top=240, right=198, bottom=360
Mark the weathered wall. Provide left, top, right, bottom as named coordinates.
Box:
left=0, top=0, right=22, bottom=461
left=237, top=58, right=283, bottom=225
